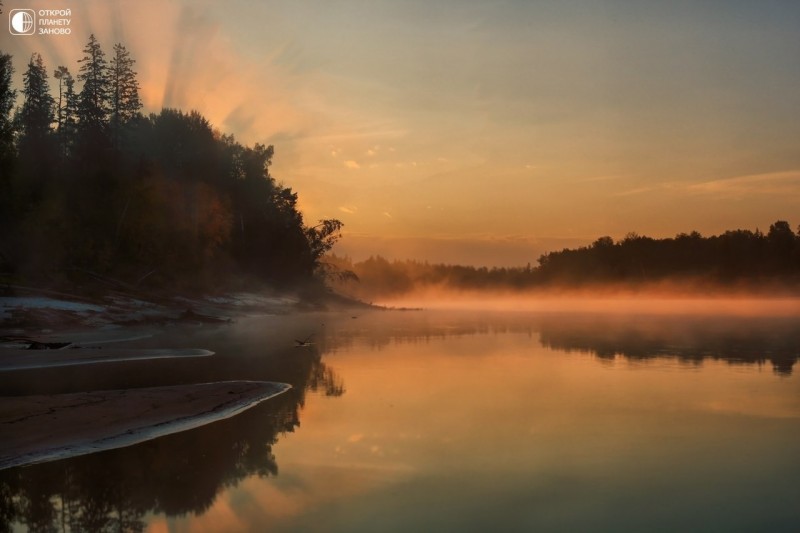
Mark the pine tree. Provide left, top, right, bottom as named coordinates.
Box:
left=0, top=52, right=15, bottom=162
left=0, top=51, right=16, bottom=233
left=54, top=65, right=78, bottom=156
left=77, top=34, right=110, bottom=135
left=54, top=65, right=68, bottom=132
left=14, top=53, right=57, bottom=225
left=109, top=43, right=142, bottom=146
left=17, top=53, right=54, bottom=145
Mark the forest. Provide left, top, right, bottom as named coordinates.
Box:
left=0, top=35, right=342, bottom=294
left=326, top=223, right=800, bottom=299
left=2, top=35, right=798, bottom=300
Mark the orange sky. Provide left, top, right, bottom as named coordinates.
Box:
left=4, top=0, right=799, bottom=265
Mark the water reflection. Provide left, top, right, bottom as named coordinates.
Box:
left=319, top=311, right=799, bottom=375
left=245, top=310, right=800, bottom=532
left=0, top=309, right=797, bottom=531
left=537, top=314, right=799, bottom=376
left=0, top=317, right=344, bottom=532
left=1, top=398, right=292, bottom=532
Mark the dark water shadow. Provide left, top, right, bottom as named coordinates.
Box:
left=0, top=317, right=344, bottom=532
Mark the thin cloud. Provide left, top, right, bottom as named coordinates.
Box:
left=339, top=206, right=357, bottom=214
left=344, top=160, right=361, bottom=169
left=689, top=170, right=800, bottom=195
left=577, top=174, right=626, bottom=183
left=301, top=128, right=408, bottom=143
left=610, top=185, right=664, bottom=197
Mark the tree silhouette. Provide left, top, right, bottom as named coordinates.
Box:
left=109, top=43, right=142, bottom=148
left=0, top=52, right=15, bottom=240
left=53, top=66, right=77, bottom=157
left=0, top=52, right=14, bottom=157
left=77, top=34, right=110, bottom=140
left=306, top=219, right=345, bottom=266
left=54, top=66, right=67, bottom=133
left=13, top=53, right=57, bottom=220
left=16, top=54, right=54, bottom=144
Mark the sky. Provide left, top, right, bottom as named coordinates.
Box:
left=3, top=0, right=799, bottom=266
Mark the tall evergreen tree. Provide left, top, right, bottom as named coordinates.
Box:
left=16, top=53, right=54, bottom=144
left=77, top=34, right=110, bottom=135
left=13, top=52, right=57, bottom=263
left=0, top=51, right=16, bottom=246
left=54, top=65, right=78, bottom=156
left=109, top=43, right=142, bottom=146
left=54, top=66, right=68, bottom=132
left=0, top=52, right=15, bottom=165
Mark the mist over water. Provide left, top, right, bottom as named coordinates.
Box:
left=376, top=289, right=800, bottom=317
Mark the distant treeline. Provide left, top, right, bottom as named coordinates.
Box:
left=326, top=223, right=800, bottom=298
left=0, top=36, right=341, bottom=292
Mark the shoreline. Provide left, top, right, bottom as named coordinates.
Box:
left=0, top=283, right=375, bottom=336
left=0, top=381, right=291, bottom=471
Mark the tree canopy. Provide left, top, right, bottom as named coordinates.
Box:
left=0, top=36, right=342, bottom=293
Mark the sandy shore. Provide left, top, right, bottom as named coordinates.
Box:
left=0, top=287, right=369, bottom=471
left=0, top=347, right=214, bottom=371
left=0, top=290, right=301, bottom=333
left=0, top=380, right=291, bottom=470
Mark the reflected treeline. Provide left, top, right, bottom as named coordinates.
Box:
left=318, top=311, right=798, bottom=376
left=315, top=311, right=531, bottom=354
left=0, top=397, right=291, bottom=532
left=0, top=324, right=344, bottom=532
left=537, top=315, right=799, bottom=376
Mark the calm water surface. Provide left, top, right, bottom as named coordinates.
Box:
left=2, top=309, right=799, bottom=532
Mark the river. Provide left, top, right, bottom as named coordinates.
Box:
left=1, top=307, right=798, bottom=532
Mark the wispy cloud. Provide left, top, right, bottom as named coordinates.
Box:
left=608, top=171, right=800, bottom=198
left=610, top=184, right=669, bottom=197
left=339, top=206, right=357, bottom=214
left=344, top=160, right=361, bottom=169
left=689, top=170, right=800, bottom=195
left=577, top=174, right=626, bottom=183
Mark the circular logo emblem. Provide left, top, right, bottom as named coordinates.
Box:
left=10, top=10, right=35, bottom=35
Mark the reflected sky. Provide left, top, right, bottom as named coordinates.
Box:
left=148, top=310, right=799, bottom=532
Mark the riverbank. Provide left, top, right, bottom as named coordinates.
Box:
left=0, top=380, right=291, bottom=470
left=0, top=284, right=364, bottom=471
left=0, top=283, right=373, bottom=336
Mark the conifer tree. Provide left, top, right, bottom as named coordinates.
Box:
left=0, top=51, right=16, bottom=232
left=109, top=43, right=142, bottom=145
left=17, top=53, right=54, bottom=143
left=54, top=66, right=68, bottom=132
left=54, top=66, right=78, bottom=156
left=77, top=34, right=110, bottom=134
left=14, top=53, right=56, bottom=229
left=0, top=52, right=14, bottom=164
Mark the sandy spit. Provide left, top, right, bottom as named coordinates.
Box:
left=0, top=380, right=291, bottom=470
